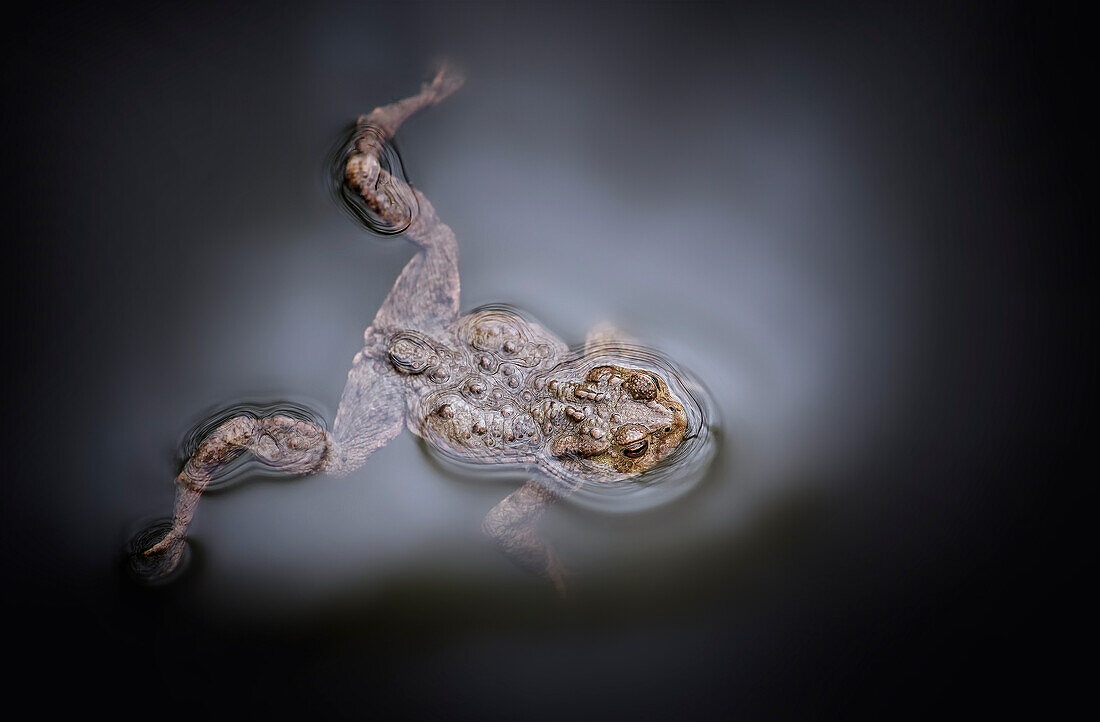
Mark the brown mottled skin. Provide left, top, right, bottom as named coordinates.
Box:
left=144, top=68, right=687, bottom=593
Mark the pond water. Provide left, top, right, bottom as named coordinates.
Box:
left=7, top=2, right=1061, bottom=717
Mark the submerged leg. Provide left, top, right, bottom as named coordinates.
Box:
left=329, top=354, right=407, bottom=473
left=345, top=66, right=464, bottom=332
left=482, top=479, right=573, bottom=597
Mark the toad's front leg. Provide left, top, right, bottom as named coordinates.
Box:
left=482, top=479, right=573, bottom=597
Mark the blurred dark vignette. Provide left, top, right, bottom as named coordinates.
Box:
left=1, top=1, right=1083, bottom=718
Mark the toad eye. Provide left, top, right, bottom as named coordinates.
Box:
left=621, top=440, right=649, bottom=459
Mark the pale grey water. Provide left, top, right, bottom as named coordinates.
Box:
left=5, top=2, right=1074, bottom=717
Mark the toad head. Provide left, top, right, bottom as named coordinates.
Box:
left=543, top=365, right=688, bottom=479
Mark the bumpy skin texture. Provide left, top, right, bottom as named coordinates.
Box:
left=143, top=68, right=688, bottom=592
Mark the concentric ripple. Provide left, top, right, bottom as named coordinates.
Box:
left=176, top=399, right=328, bottom=491
left=418, top=305, right=719, bottom=514
left=328, top=122, right=418, bottom=235
left=540, top=342, right=719, bottom=513
left=123, top=517, right=192, bottom=586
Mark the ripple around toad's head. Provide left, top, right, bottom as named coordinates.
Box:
left=538, top=341, right=720, bottom=513
left=421, top=318, right=721, bottom=514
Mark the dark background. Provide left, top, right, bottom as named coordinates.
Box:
left=3, top=2, right=1081, bottom=717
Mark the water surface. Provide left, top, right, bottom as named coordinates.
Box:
left=5, top=2, right=1067, bottom=717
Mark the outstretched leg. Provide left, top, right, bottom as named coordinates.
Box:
left=136, top=70, right=464, bottom=579
left=482, top=479, right=573, bottom=596
left=345, top=66, right=465, bottom=333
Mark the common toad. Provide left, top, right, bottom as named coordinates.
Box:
left=140, top=68, right=702, bottom=594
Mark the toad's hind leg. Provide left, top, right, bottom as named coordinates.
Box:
left=346, top=66, right=464, bottom=333
left=142, top=359, right=405, bottom=577
left=142, top=415, right=335, bottom=572
left=328, top=354, right=406, bottom=475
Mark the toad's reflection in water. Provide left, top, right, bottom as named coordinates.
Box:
left=133, top=67, right=716, bottom=594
